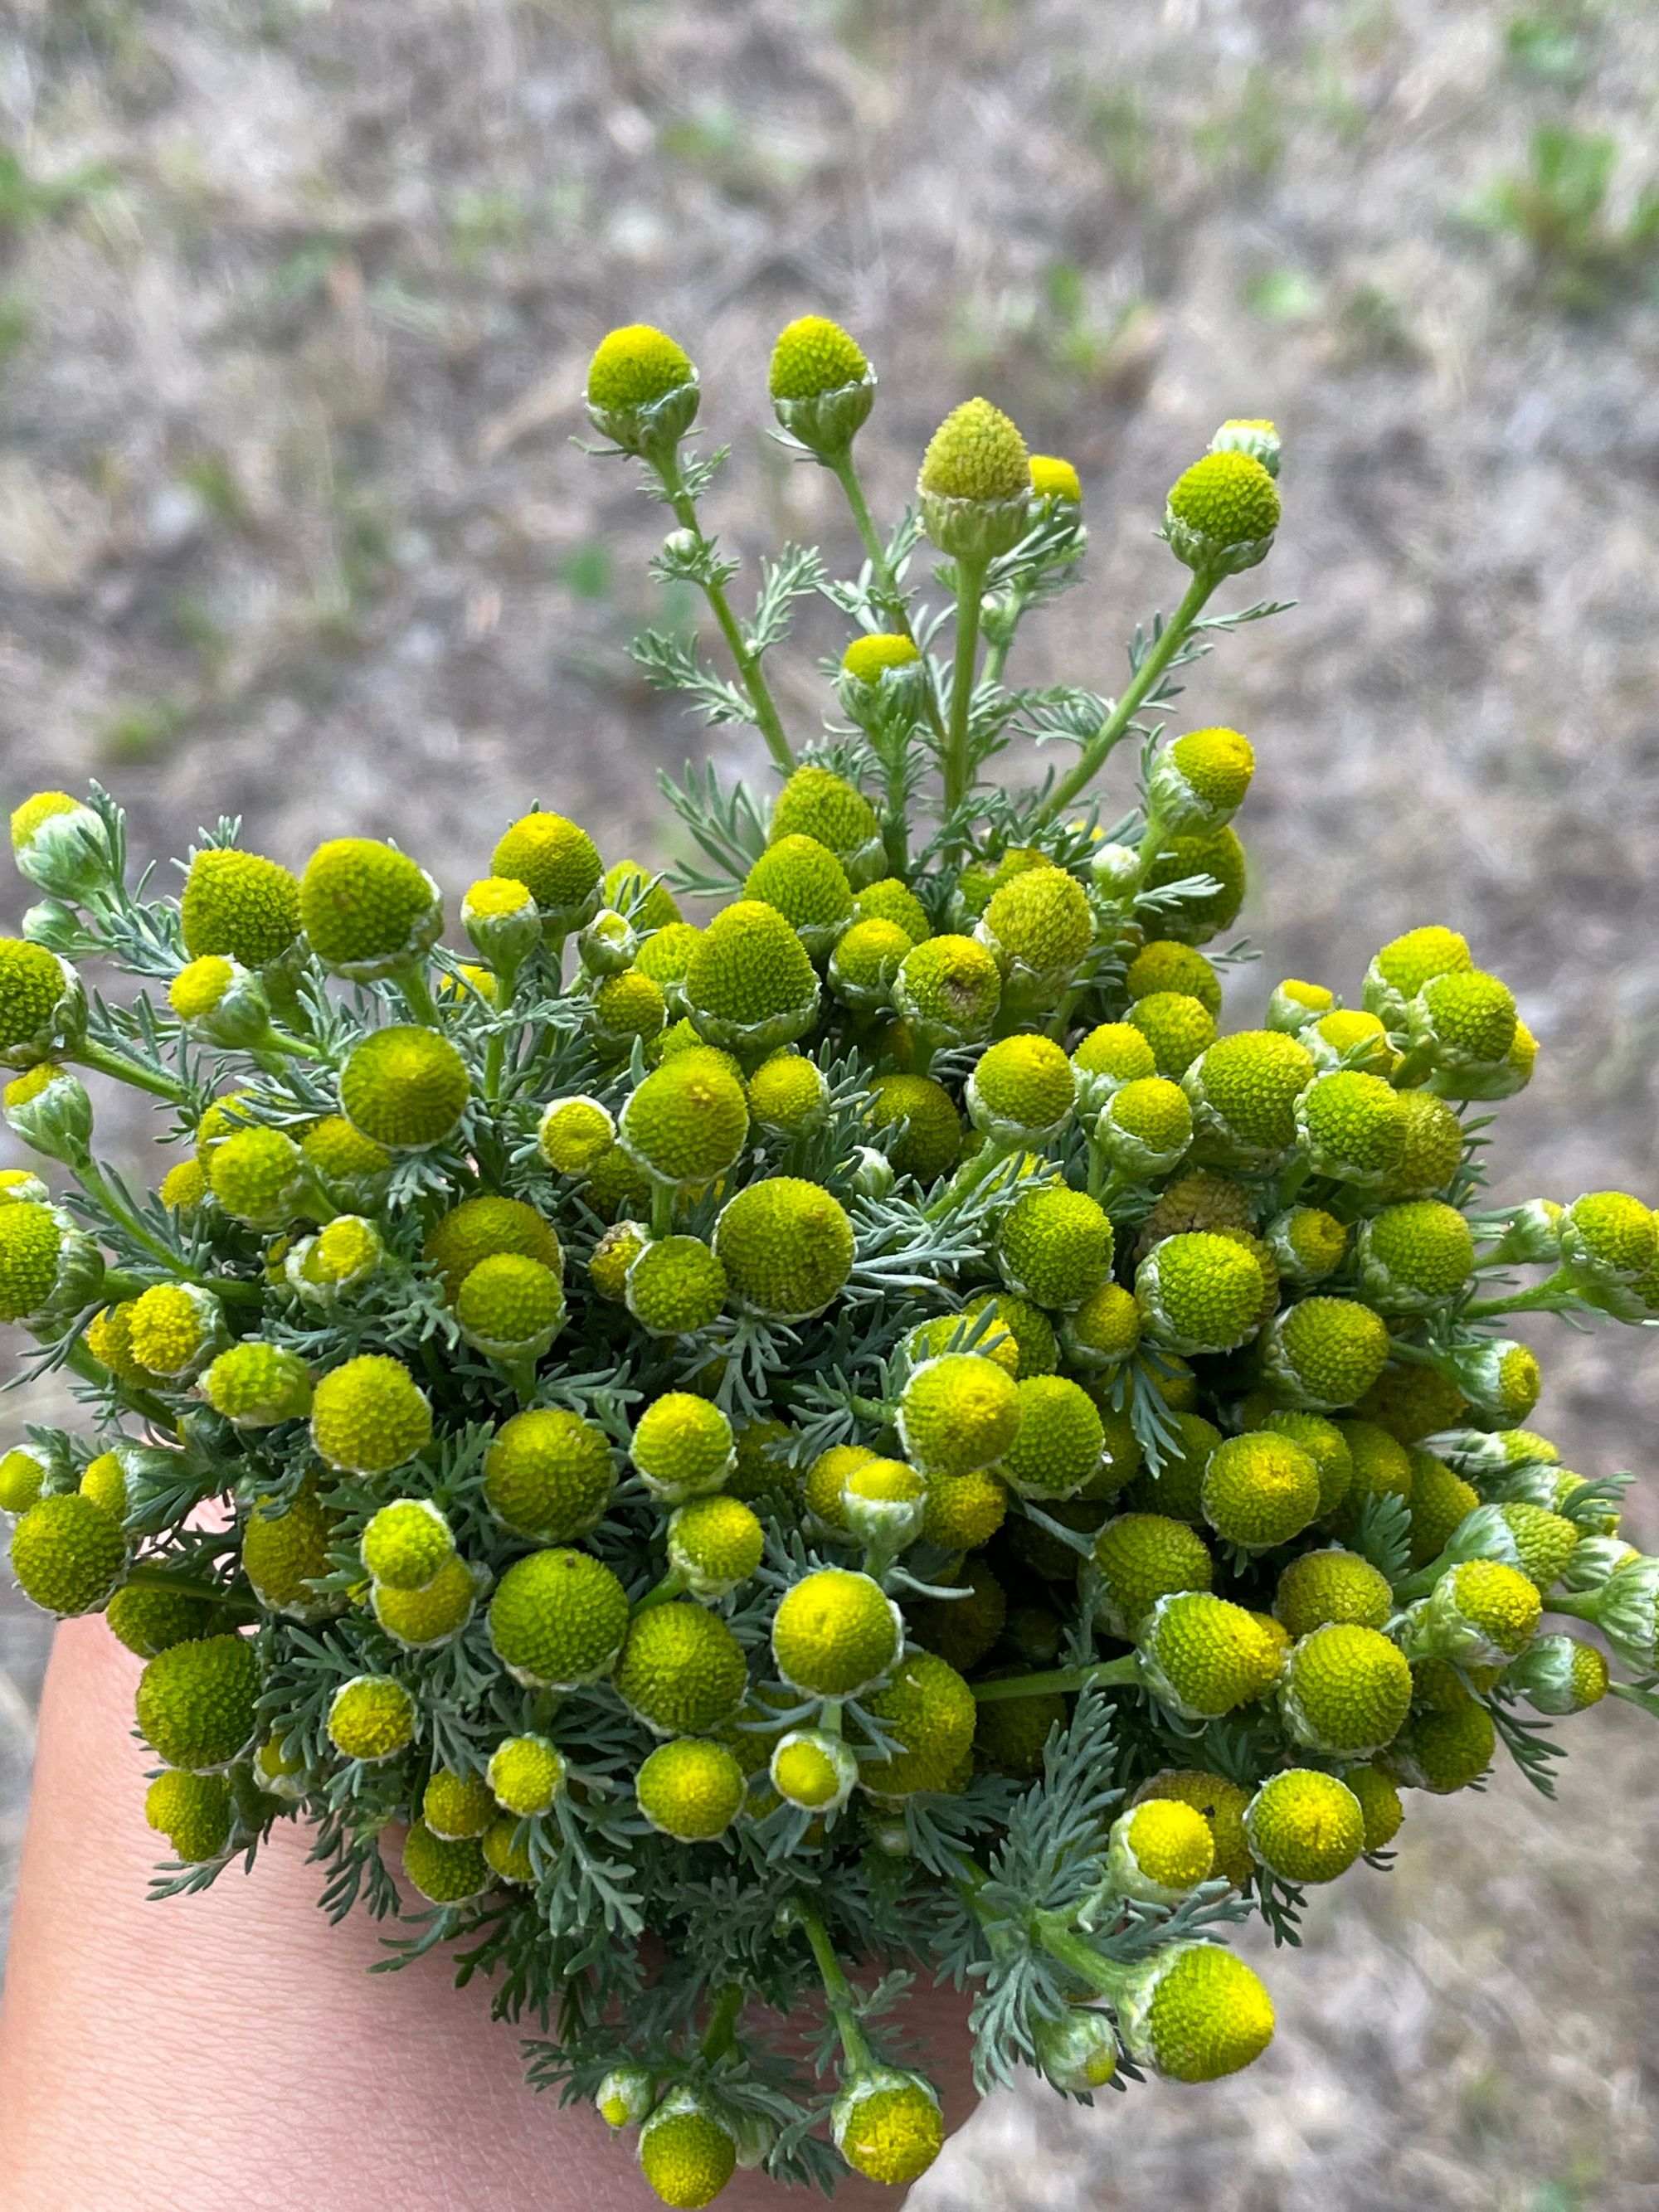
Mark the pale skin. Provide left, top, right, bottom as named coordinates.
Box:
left=0, top=1621, right=977, bottom=2212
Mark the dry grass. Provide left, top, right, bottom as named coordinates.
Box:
left=4, top=0, right=1659, bottom=2201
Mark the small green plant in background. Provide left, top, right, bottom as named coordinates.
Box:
left=1462, top=122, right=1659, bottom=312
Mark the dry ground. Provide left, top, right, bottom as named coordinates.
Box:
left=4, top=0, right=1659, bottom=2204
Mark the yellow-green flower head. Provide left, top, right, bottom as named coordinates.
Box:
left=0, top=939, right=82, bottom=1069
left=1137, top=1591, right=1286, bottom=1720
left=666, top=1493, right=764, bottom=1601
left=77, top=1449, right=125, bottom=1521
left=1404, top=968, right=1517, bottom=1087
left=1183, top=1029, right=1315, bottom=1170
left=293, top=1115, right=388, bottom=1212
left=768, top=766, right=883, bottom=887
left=1264, top=977, right=1335, bottom=1034
left=615, top=1601, right=748, bottom=1736
left=635, top=924, right=704, bottom=1019
left=454, top=1252, right=566, bottom=1362
left=1134, top=1231, right=1263, bottom=1358
left=490, top=810, right=603, bottom=937
left=1126, top=1411, right=1219, bottom=1524
left=966, top=1033, right=1075, bottom=1146
left=604, top=859, right=682, bottom=935
left=285, top=1213, right=387, bottom=1305
left=769, top=315, right=875, bottom=445
left=534, top=1096, right=614, bottom=1179
left=1131, top=1769, right=1252, bottom=1887
left=1303, top=1008, right=1398, bottom=1078
left=1274, top=1544, right=1394, bottom=1643
left=1448, top=1014, right=1537, bottom=1101
left=1558, top=1189, right=1657, bottom=1289
left=1092, top=1513, right=1214, bottom=1640
left=421, top=1767, right=495, bottom=1842
left=838, top=1456, right=925, bottom=1550
left=1261, top=1296, right=1390, bottom=1412
left=976, top=866, right=1093, bottom=1003
left=137, top=1633, right=260, bottom=1772
left=154, top=1158, right=208, bottom=1218
left=1105, top=1797, right=1215, bottom=1908
left=1587, top=1553, right=1659, bottom=1666
left=1444, top=1335, right=1542, bottom=1426
left=399, top=1819, right=489, bottom=1904
left=1408, top=1557, right=1541, bottom=1666
left=1148, top=726, right=1256, bottom=834
left=742, top=835, right=853, bottom=960
left=1165, top=449, right=1280, bottom=576
left=1114, top=1941, right=1275, bottom=2082
left=1209, top=417, right=1281, bottom=476
left=1435, top=1426, right=1560, bottom=1480
left=297, top=838, right=440, bottom=982
left=898, top=1351, right=1023, bottom=1478
left=801, top=1439, right=876, bottom=1534
left=1325, top=1422, right=1413, bottom=1536
left=585, top=907, right=641, bottom=983
left=1506, top=1631, right=1608, bottom=1716
left=1362, top=923, right=1472, bottom=1030
left=770, top=1727, right=859, bottom=1813
left=1263, top=1203, right=1349, bottom=1287
left=165, top=953, right=274, bottom=1053
left=0, top=1167, right=49, bottom=1208
left=1142, top=825, right=1248, bottom=946
left=1029, top=2005, right=1119, bottom=2098
left=626, top=1234, right=728, bottom=1337
left=241, top=1479, right=337, bottom=1620
left=585, top=323, right=699, bottom=458
left=179, top=845, right=301, bottom=970
left=684, top=898, right=820, bottom=1055
left=586, top=967, right=664, bottom=1055
left=744, top=1048, right=828, bottom=1138
left=460, top=873, right=541, bottom=972
left=1337, top=1763, right=1401, bottom=1852
left=918, top=396, right=1032, bottom=562
left=479, top=1813, right=535, bottom=1886
left=995, top=1375, right=1102, bottom=1502
left=0, top=1443, right=49, bottom=1515
left=960, top=1289, right=1058, bottom=1379
left=488, top=1733, right=567, bottom=1818
left=724, top=1415, right=794, bottom=1505
left=106, top=1581, right=215, bottom=1660
left=1351, top=1198, right=1475, bottom=1315
left=1070, top=1021, right=1158, bottom=1115
left=1352, top=1362, right=1467, bottom=1446
left=832, top=2069, right=945, bottom=2187
left=1293, top=1068, right=1406, bottom=1189
left=851, top=876, right=930, bottom=946
left=713, top=1176, right=853, bottom=1323
left=487, top=1546, right=629, bottom=1691
left=361, top=1498, right=455, bottom=1592
left=859, top=1649, right=976, bottom=1797
left=1126, top=992, right=1218, bottom=1082
left=9, top=1490, right=125, bottom=1616
left=1280, top=1621, right=1413, bottom=1756
left=1126, top=941, right=1224, bottom=1020
left=124, top=1281, right=225, bottom=1381
left=839, top=635, right=924, bottom=727
left=423, top=1194, right=562, bottom=1301
left=1097, top=1075, right=1195, bottom=1184
left=634, top=1735, right=746, bottom=1845
left=893, top=931, right=1001, bottom=1048
left=338, top=1024, right=469, bottom=1153
left=1201, top=1431, right=1321, bottom=1553
left=146, top=1769, right=233, bottom=1864
left=1245, top=1768, right=1365, bottom=1884
left=632, top=1392, right=736, bottom=1504
left=772, top=1567, right=902, bottom=1698
left=590, top=1217, right=648, bottom=1297
left=489, top=1393, right=614, bottom=1537
left=3, top=1061, right=91, bottom=1165
left=638, top=2088, right=737, bottom=2210
left=310, top=1354, right=431, bottom=1475
left=1373, top=1089, right=1462, bottom=1204
left=1386, top=1699, right=1497, bottom=1794
left=996, top=1186, right=1113, bottom=1311
left=0, top=1199, right=73, bottom=1326
left=596, top=2065, right=657, bottom=2132
left=1029, top=453, right=1083, bottom=505
left=370, top=1551, right=480, bottom=1650
left=205, top=1124, right=311, bottom=1232
left=1060, top=1280, right=1142, bottom=1372
left=864, top=1072, right=962, bottom=1184
left=11, top=790, right=108, bottom=899
left=1404, top=1452, right=1479, bottom=1570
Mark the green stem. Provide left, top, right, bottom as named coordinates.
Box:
left=941, top=558, right=990, bottom=828
left=971, top=1656, right=1139, bottom=1704
left=1543, top=1593, right=1599, bottom=1625
left=631, top=1569, right=688, bottom=1617
left=1038, top=571, right=1218, bottom=826
left=650, top=1182, right=676, bottom=1241
left=1464, top=1269, right=1577, bottom=1320
left=73, top=1038, right=190, bottom=1104
left=61, top=1340, right=177, bottom=1431
left=1030, top=1912, right=1131, bottom=2001
left=829, top=450, right=949, bottom=761
left=1608, top=1680, right=1659, bottom=1720
left=698, top=1981, right=744, bottom=2064
left=792, top=1898, right=873, bottom=2072
left=121, top=1561, right=241, bottom=1604
left=79, top=1159, right=189, bottom=1275
left=395, top=964, right=441, bottom=1029
left=658, top=459, right=795, bottom=776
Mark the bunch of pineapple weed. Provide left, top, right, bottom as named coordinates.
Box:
left=2, top=318, right=1655, bottom=2207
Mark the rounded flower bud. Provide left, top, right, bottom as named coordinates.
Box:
left=2, top=1062, right=91, bottom=1164
left=1164, top=449, right=1280, bottom=576
left=421, top=1768, right=495, bottom=1842
left=454, top=1252, right=565, bottom=1362
left=0, top=1443, right=49, bottom=1515
left=1558, top=1190, right=1657, bottom=1291
left=167, top=954, right=275, bottom=1052
left=743, top=836, right=853, bottom=960
left=1301, top=1008, right=1398, bottom=1078
left=589, top=968, right=666, bottom=1055
left=179, top=845, right=301, bottom=968
left=488, top=1734, right=567, bottom=1817
left=770, top=1728, right=859, bottom=1813
left=1378, top=1088, right=1466, bottom=1200
left=997, top=1185, right=1112, bottom=1310
left=124, top=1281, right=225, bottom=1380
left=1386, top=1699, right=1497, bottom=1795
left=138, top=1634, right=260, bottom=1772
left=538, top=1095, right=616, bottom=1177
left=850, top=875, right=929, bottom=944
left=1273, top=1547, right=1393, bottom=1640
left=1126, top=940, right=1224, bottom=1018
left=207, top=1125, right=314, bottom=1232
left=488, top=1548, right=629, bottom=1690
left=0, top=940, right=84, bottom=1069
left=615, top=1602, right=747, bottom=1735
left=1404, top=1558, right=1540, bottom=1667
left=1264, top=1203, right=1349, bottom=1286
left=1126, top=992, right=1217, bottom=1081
left=1135, top=1231, right=1263, bottom=1357
left=158, top=1158, right=209, bottom=1217
left=620, top=1054, right=749, bottom=1191
left=1103, top=1797, right=1215, bottom=1908
left=1443, top=1336, right=1542, bottom=1426
left=1280, top=1623, right=1413, bottom=1757
left=1244, top=1768, right=1365, bottom=1884
left=284, top=1214, right=386, bottom=1305
left=491, top=810, right=603, bottom=938
left=310, top=1354, right=431, bottom=1475
left=423, top=1195, right=561, bottom=1304
left=11, top=790, right=109, bottom=900
left=898, top=1353, right=1022, bottom=1476
left=841, top=1456, right=927, bottom=1551
left=771, top=1567, right=902, bottom=1698
left=769, top=314, right=875, bottom=454
left=635, top=1738, right=745, bottom=1843
left=581, top=910, right=640, bottom=982
left=769, top=766, right=883, bottom=886
left=461, top=874, right=542, bottom=972
left=146, top=1768, right=233, bottom=1864
left=299, top=1115, right=392, bottom=1212
left=1137, top=1591, right=1286, bottom=1720
left=1031, top=2005, right=1119, bottom=2095
left=241, top=1479, right=337, bottom=1621
left=632, top=1393, right=735, bottom=1505
left=1029, top=452, right=1083, bottom=505
left=829, top=916, right=912, bottom=1014
left=1260, top=1297, right=1391, bottom=1412
left=1294, top=1068, right=1406, bottom=1189
left=625, top=1235, right=727, bottom=1337
left=744, top=1049, right=828, bottom=1139
left=832, top=2068, right=945, bottom=2186
left=1183, top=1030, right=1316, bottom=1171
left=1131, top=1769, right=1253, bottom=1887
left=1506, top=1631, right=1608, bottom=1715
left=1209, top=416, right=1281, bottom=475
left=339, top=1025, right=469, bottom=1152
left=299, top=839, right=440, bottom=982
left=996, top=1376, right=1103, bottom=1502
left=683, top=899, right=819, bottom=1056
left=1111, top=1942, right=1275, bottom=2082
left=1060, top=1281, right=1141, bottom=1370
left=918, top=396, right=1031, bottom=562
left=893, top=932, right=1001, bottom=1049
left=713, top=1176, right=853, bottom=1321
left=666, top=1493, right=764, bottom=1600
left=966, top=1033, right=1075, bottom=1148
left=1403, top=968, right=1518, bottom=1087
left=1354, top=1199, right=1475, bottom=1314
left=202, top=1340, right=314, bottom=1434
left=859, top=1649, right=976, bottom=1798
left=9, top=1490, right=125, bottom=1616
left=976, top=867, right=1093, bottom=1004
left=1147, top=727, right=1255, bottom=834
left=864, top=1072, right=962, bottom=1184
left=1097, top=1075, right=1194, bottom=1179
left=361, top=1498, right=455, bottom=1592
left=589, top=1218, right=648, bottom=1298
left=638, top=2088, right=737, bottom=2210
left=1070, top=1020, right=1158, bottom=1114
left=1092, top=1513, right=1213, bottom=1640
left=1202, top=1430, right=1321, bottom=1552
left=401, top=1820, right=489, bottom=1904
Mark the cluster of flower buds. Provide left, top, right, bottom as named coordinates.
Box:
left=0, top=318, right=1648, bottom=2210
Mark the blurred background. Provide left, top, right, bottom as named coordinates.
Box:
left=3, top=0, right=1659, bottom=2202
